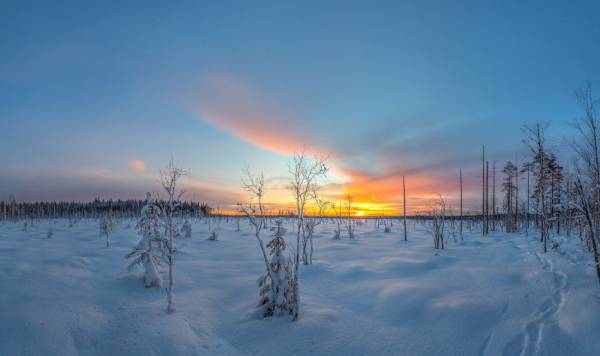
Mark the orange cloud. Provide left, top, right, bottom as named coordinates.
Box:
left=130, top=159, right=145, bottom=173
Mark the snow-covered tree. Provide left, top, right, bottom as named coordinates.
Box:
left=502, top=161, right=518, bottom=233
left=126, top=192, right=163, bottom=288
left=302, top=193, right=328, bottom=265
left=259, top=219, right=293, bottom=316
left=181, top=220, right=192, bottom=238
left=160, top=158, right=188, bottom=313
left=99, top=215, right=115, bottom=247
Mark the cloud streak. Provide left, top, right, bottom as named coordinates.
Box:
left=190, top=74, right=324, bottom=155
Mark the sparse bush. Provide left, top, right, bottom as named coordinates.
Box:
left=208, top=230, right=218, bottom=241
left=99, top=215, right=115, bottom=247
left=181, top=220, right=192, bottom=238
left=429, top=195, right=446, bottom=250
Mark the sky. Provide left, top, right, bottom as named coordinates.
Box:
left=1, top=0, right=600, bottom=215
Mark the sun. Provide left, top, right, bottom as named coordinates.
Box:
left=355, top=211, right=366, bottom=217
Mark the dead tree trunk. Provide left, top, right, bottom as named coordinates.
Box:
left=403, top=176, right=407, bottom=241
left=459, top=169, right=463, bottom=240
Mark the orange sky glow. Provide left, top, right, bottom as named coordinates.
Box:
left=191, top=75, right=472, bottom=217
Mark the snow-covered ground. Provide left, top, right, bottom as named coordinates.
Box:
left=1, top=218, right=599, bottom=356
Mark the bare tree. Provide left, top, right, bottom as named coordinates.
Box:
left=492, top=162, right=496, bottom=231
left=486, top=160, right=490, bottom=234
left=403, top=175, right=408, bottom=241
left=482, top=146, right=486, bottom=235
left=239, top=168, right=276, bottom=309
left=303, top=192, right=328, bottom=265
left=160, top=158, right=188, bottom=313
left=572, top=172, right=600, bottom=283
left=288, top=149, right=328, bottom=320
left=570, top=83, right=600, bottom=284
left=332, top=200, right=343, bottom=239
left=515, top=155, right=520, bottom=231
left=572, top=83, right=600, bottom=197
left=429, top=194, right=447, bottom=249
left=346, top=194, right=355, bottom=239
left=459, top=170, right=463, bottom=240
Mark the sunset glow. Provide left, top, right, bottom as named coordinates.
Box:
left=3, top=2, right=600, bottom=354
left=1, top=1, right=596, bottom=218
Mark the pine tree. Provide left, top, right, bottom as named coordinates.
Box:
left=546, top=154, right=564, bottom=233
left=258, top=219, right=293, bottom=317
left=502, top=161, right=518, bottom=232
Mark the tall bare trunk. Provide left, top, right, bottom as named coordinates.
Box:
left=459, top=169, right=463, bottom=240
left=403, top=176, right=407, bottom=241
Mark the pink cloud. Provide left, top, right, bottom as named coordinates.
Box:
left=130, top=159, right=146, bottom=173
left=189, top=74, right=326, bottom=155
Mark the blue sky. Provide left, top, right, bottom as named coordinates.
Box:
left=1, top=1, right=599, bottom=212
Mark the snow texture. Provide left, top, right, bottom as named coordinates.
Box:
left=1, top=218, right=599, bottom=355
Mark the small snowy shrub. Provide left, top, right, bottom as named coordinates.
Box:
left=429, top=195, right=446, bottom=249
left=333, top=228, right=341, bottom=239
left=126, top=193, right=163, bottom=288
left=99, top=215, right=115, bottom=247
left=347, top=225, right=355, bottom=239
left=181, top=220, right=192, bottom=238
left=259, top=220, right=293, bottom=317
left=208, top=230, right=218, bottom=241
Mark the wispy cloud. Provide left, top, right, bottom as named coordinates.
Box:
left=190, top=74, right=323, bottom=155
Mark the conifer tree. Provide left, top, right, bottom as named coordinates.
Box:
left=258, top=220, right=292, bottom=316
left=126, top=193, right=163, bottom=288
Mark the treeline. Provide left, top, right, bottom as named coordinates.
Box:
left=473, top=84, right=600, bottom=282
left=0, top=198, right=213, bottom=221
